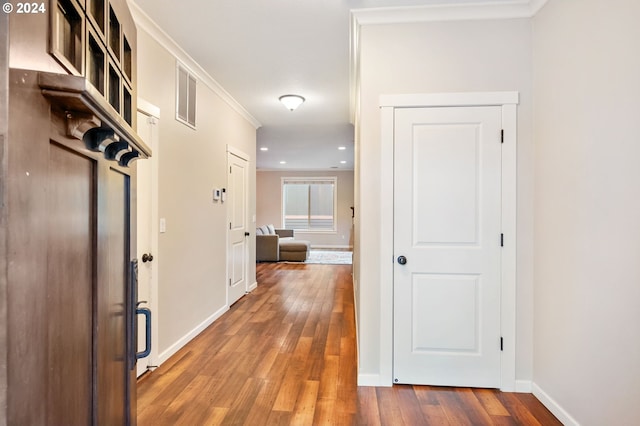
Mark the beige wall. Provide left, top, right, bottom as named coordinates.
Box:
left=256, top=170, right=354, bottom=248
left=137, top=30, right=257, bottom=358
left=355, top=19, right=534, bottom=382
left=532, top=0, right=640, bottom=424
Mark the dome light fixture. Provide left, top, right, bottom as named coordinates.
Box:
left=279, top=94, right=305, bottom=111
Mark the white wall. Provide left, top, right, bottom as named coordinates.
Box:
left=256, top=170, right=354, bottom=248
left=356, top=19, right=534, bottom=383
left=532, top=0, right=640, bottom=424
left=136, top=29, right=257, bottom=361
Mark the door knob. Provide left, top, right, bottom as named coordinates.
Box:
left=397, top=255, right=407, bottom=265
left=142, top=253, right=153, bottom=263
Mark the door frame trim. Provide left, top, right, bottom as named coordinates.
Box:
left=379, top=92, right=519, bottom=390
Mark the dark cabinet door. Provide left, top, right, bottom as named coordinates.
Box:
left=97, top=166, right=132, bottom=425
left=46, top=143, right=95, bottom=425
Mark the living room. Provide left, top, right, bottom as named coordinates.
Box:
left=256, top=169, right=354, bottom=263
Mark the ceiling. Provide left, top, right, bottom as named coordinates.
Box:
left=131, top=0, right=526, bottom=171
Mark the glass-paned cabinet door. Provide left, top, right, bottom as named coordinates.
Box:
left=88, top=0, right=105, bottom=35
left=50, top=0, right=84, bottom=74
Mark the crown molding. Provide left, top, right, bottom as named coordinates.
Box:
left=351, top=0, right=549, bottom=25
left=128, top=0, right=261, bottom=129
left=529, top=0, right=550, bottom=15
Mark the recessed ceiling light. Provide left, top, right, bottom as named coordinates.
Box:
left=340, top=161, right=347, bottom=164
left=260, top=147, right=269, bottom=151
left=338, top=146, right=346, bottom=150
left=280, top=161, right=287, bottom=164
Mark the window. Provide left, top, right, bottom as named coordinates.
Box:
left=176, top=62, right=197, bottom=128
left=282, top=178, right=336, bottom=232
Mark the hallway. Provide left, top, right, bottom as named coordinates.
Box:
left=137, top=263, right=560, bottom=425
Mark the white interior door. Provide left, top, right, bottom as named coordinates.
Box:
left=227, top=151, right=249, bottom=305
left=136, top=108, right=159, bottom=377
left=393, top=106, right=503, bottom=388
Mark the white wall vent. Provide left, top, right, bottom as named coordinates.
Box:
left=176, top=62, right=197, bottom=128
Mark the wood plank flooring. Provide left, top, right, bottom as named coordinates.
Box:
left=137, top=262, right=561, bottom=425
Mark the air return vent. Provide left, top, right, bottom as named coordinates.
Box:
left=176, top=62, right=197, bottom=128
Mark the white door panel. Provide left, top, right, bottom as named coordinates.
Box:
left=394, top=106, right=502, bottom=388
left=414, top=124, right=479, bottom=245
left=411, top=274, right=480, bottom=352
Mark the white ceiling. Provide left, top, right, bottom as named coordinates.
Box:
left=131, top=0, right=531, bottom=171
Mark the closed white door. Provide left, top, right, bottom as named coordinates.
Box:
left=136, top=109, right=158, bottom=377
left=393, top=106, right=503, bottom=388
left=227, top=151, right=249, bottom=305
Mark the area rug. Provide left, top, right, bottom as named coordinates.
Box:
left=305, top=250, right=352, bottom=265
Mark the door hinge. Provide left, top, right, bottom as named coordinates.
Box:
left=500, top=337, right=504, bottom=351
left=501, top=129, right=504, bottom=143
left=229, top=222, right=232, bottom=230
left=230, top=166, right=232, bottom=173
left=229, top=279, right=232, bottom=287
left=501, top=233, right=504, bottom=247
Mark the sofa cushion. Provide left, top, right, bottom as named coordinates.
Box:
left=266, top=224, right=276, bottom=235
left=279, top=239, right=310, bottom=262
left=256, top=234, right=279, bottom=262
left=275, top=229, right=294, bottom=238
left=256, top=227, right=264, bottom=235
left=279, top=239, right=309, bottom=251
left=259, top=225, right=269, bottom=235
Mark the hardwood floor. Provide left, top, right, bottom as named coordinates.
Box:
left=137, top=263, right=561, bottom=425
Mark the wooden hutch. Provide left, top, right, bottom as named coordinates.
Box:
left=1, top=0, right=149, bottom=424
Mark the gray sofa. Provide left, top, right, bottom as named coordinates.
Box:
left=256, top=224, right=310, bottom=262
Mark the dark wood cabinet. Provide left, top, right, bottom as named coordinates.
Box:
left=4, top=68, right=149, bottom=425
left=1, top=0, right=147, bottom=423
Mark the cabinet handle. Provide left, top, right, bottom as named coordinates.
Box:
left=136, top=307, right=152, bottom=359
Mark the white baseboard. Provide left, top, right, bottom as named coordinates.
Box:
left=532, top=382, right=580, bottom=426
left=157, top=304, right=229, bottom=366
left=515, top=380, right=532, bottom=393
left=310, top=245, right=352, bottom=250
left=248, top=281, right=258, bottom=292
left=358, top=374, right=392, bottom=387
left=357, top=373, right=393, bottom=387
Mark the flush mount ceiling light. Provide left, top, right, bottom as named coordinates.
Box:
left=279, top=94, right=305, bottom=111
